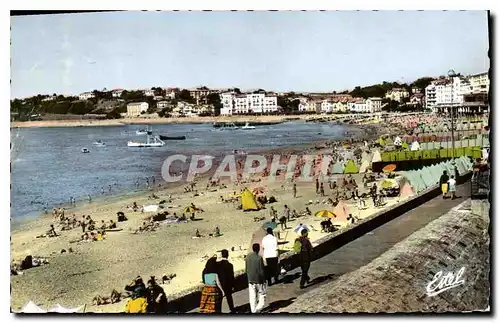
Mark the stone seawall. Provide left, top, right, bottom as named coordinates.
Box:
left=275, top=199, right=490, bottom=313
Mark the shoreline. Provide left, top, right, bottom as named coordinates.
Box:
left=10, top=114, right=333, bottom=129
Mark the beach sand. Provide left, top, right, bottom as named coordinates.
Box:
left=11, top=123, right=403, bottom=313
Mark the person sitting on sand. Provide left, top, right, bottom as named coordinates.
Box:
left=47, top=224, right=57, bottom=237
left=124, top=277, right=148, bottom=314
left=292, top=209, right=299, bottom=219
left=320, top=219, right=334, bottom=233
left=214, top=226, right=221, bottom=237
left=132, top=202, right=139, bottom=212
left=108, top=219, right=117, bottom=229
left=146, top=276, right=168, bottom=313
left=193, top=229, right=202, bottom=238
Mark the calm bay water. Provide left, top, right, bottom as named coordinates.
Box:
left=10, top=121, right=351, bottom=221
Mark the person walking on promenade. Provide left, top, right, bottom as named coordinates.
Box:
left=448, top=175, right=457, bottom=200
left=262, top=228, right=279, bottom=286
left=320, top=183, right=325, bottom=197
left=218, top=249, right=236, bottom=313
left=283, top=205, right=290, bottom=222
left=293, top=183, right=297, bottom=198
left=294, top=229, right=314, bottom=289
left=245, top=243, right=266, bottom=313
left=315, top=178, right=320, bottom=194
left=199, top=256, right=225, bottom=313
left=440, top=170, right=449, bottom=199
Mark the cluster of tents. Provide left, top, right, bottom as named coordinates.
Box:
left=399, top=156, right=473, bottom=194
left=330, top=150, right=382, bottom=175
left=19, top=301, right=85, bottom=313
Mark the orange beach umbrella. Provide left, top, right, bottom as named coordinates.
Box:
left=382, top=164, right=397, bottom=173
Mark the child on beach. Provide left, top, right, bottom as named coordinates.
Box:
left=447, top=175, right=457, bottom=200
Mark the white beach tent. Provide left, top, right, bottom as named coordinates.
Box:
left=20, top=301, right=47, bottom=313
left=332, top=161, right=345, bottom=174
left=394, top=136, right=402, bottom=146
left=410, top=141, right=420, bottom=151
left=359, top=159, right=370, bottom=173
left=48, top=304, right=85, bottom=313
left=371, top=149, right=382, bottom=163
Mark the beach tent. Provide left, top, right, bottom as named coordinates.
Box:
left=333, top=200, right=350, bottom=222
left=332, top=161, right=345, bottom=174
left=21, top=301, right=47, bottom=313
left=394, top=136, right=402, bottom=146
left=385, top=138, right=394, bottom=146
left=358, top=159, right=370, bottom=173
left=343, top=160, right=359, bottom=174
left=240, top=188, right=260, bottom=211
left=377, top=137, right=385, bottom=146
left=401, top=141, right=410, bottom=151
left=410, top=141, right=420, bottom=151
left=399, top=183, right=415, bottom=198
left=371, top=150, right=382, bottom=163
left=48, top=304, right=85, bottom=313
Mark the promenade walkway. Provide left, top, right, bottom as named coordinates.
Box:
left=189, top=183, right=471, bottom=313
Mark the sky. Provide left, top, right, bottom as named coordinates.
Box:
left=10, top=10, right=489, bottom=99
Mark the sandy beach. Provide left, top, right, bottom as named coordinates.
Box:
left=10, top=122, right=406, bottom=313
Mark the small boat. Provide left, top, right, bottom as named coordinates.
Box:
left=217, top=122, right=239, bottom=130
left=136, top=129, right=148, bottom=135
left=240, top=122, right=256, bottom=130
left=159, top=135, right=186, bottom=140
left=128, top=127, right=165, bottom=147
left=81, top=148, right=90, bottom=153
left=93, top=140, right=106, bottom=147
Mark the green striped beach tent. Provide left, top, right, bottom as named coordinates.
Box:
left=358, top=159, right=370, bottom=173
left=401, top=141, right=410, bottom=151
left=343, top=160, right=359, bottom=174
left=332, top=161, right=345, bottom=174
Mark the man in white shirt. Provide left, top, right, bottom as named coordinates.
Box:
left=261, top=228, right=279, bottom=286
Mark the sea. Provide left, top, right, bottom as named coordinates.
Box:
left=10, top=121, right=353, bottom=224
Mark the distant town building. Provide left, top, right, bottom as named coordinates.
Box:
left=349, top=97, right=382, bottom=113
left=42, top=95, right=56, bottom=102
left=112, top=89, right=124, bottom=98
left=407, top=93, right=425, bottom=107
left=219, top=92, right=278, bottom=115
left=469, top=72, right=489, bottom=94
left=153, top=96, right=164, bottom=101
left=79, top=91, right=95, bottom=101
left=411, top=87, right=421, bottom=94
left=126, top=102, right=149, bottom=117
left=157, top=101, right=170, bottom=110
left=385, top=88, right=409, bottom=102
left=306, top=100, right=322, bottom=113
left=189, top=87, right=219, bottom=105
left=164, top=88, right=177, bottom=100
left=297, top=98, right=308, bottom=112
left=143, top=89, right=155, bottom=97
left=425, top=76, right=473, bottom=113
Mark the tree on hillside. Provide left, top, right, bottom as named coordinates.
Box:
left=177, top=89, right=195, bottom=103
left=207, top=93, right=222, bottom=116
left=411, top=77, right=434, bottom=91
left=233, top=88, right=242, bottom=94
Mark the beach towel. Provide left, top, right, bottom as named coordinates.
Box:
left=143, top=205, right=159, bottom=213
left=199, top=285, right=222, bottom=313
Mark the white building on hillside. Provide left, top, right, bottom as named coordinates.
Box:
left=469, top=72, right=489, bottom=94
left=79, top=91, right=95, bottom=100
left=112, top=89, right=124, bottom=98
left=385, top=88, right=409, bottom=102
left=349, top=97, right=382, bottom=113
left=425, top=77, right=473, bottom=112
left=127, top=102, right=149, bottom=117
left=219, top=92, right=278, bottom=115
left=143, top=89, right=155, bottom=97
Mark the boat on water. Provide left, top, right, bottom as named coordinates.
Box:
left=240, top=122, right=256, bottom=130
left=136, top=129, right=148, bottom=135
left=93, top=140, right=106, bottom=147
left=128, top=127, right=165, bottom=147
left=217, top=122, right=239, bottom=130
left=81, top=148, right=90, bottom=153
left=159, top=135, right=186, bottom=140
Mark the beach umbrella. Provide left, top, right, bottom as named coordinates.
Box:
left=252, top=187, right=265, bottom=195
left=294, top=224, right=311, bottom=234
left=379, top=178, right=398, bottom=188
left=262, top=221, right=278, bottom=230
left=314, top=210, right=336, bottom=218
left=382, top=164, right=397, bottom=173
